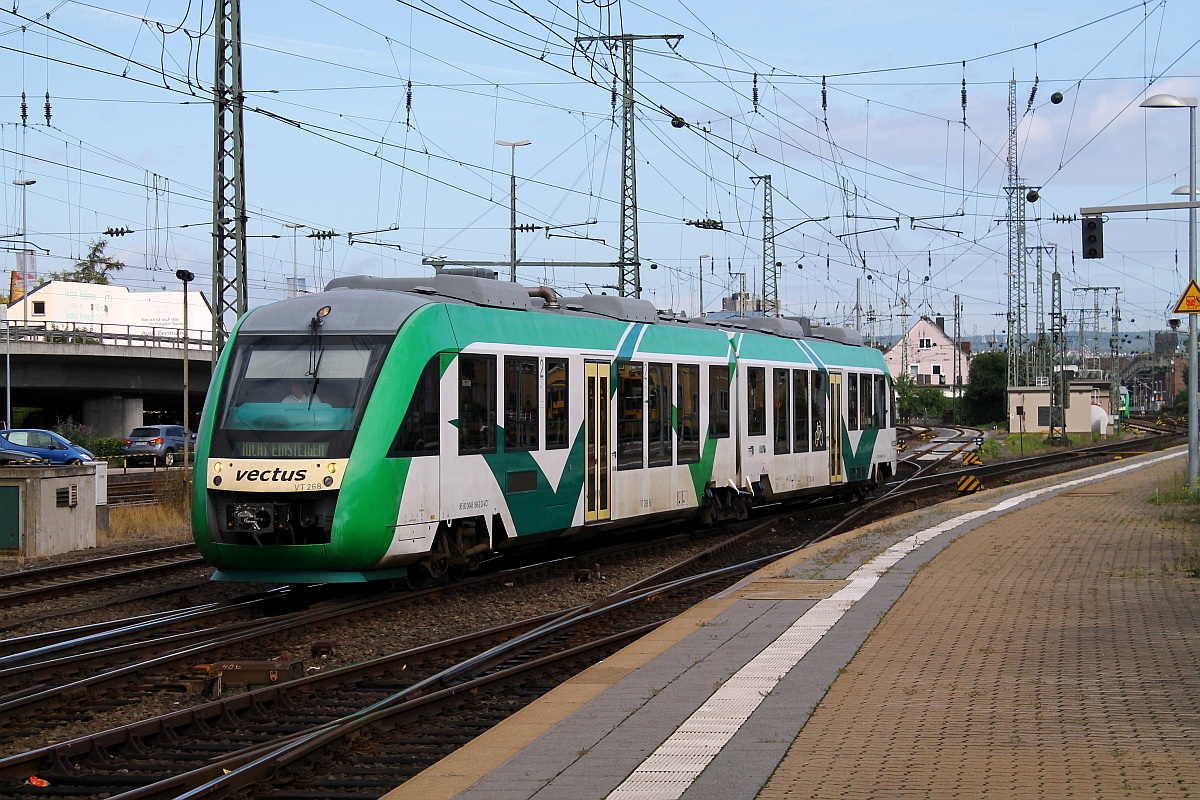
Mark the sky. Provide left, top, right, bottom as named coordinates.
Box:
left=1, top=0, right=1199, bottom=350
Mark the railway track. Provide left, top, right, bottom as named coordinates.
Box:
left=0, top=519, right=794, bottom=799
left=0, top=543, right=205, bottom=611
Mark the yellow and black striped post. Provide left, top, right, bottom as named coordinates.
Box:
left=961, top=451, right=982, bottom=466
left=957, top=474, right=982, bottom=493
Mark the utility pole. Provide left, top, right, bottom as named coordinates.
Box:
left=212, top=0, right=247, bottom=358
left=953, top=294, right=962, bottom=423
left=751, top=175, right=777, bottom=316
left=576, top=33, right=681, bottom=298
left=1047, top=257, right=1069, bottom=445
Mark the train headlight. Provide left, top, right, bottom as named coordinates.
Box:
left=323, top=475, right=334, bottom=487
left=326, top=462, right=338, bottom=474
left=213, top=462, right=223, bottom=473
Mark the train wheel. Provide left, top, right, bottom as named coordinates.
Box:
left=424, top=531, right=452, bottom=580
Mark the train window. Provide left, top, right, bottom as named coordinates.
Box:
left=709, top=366, right=730, bottom=439
left=617, top=362, right=644, bottom=470
left=747, top=367, right=766, bottom=437
left=846, top=373, right=859, bottom=432
left=459, top=354, right=497, bottom=454
left=793, top=369, right=810, bottom=452
left=773, top=368, right=790, bottom=454
left=874, top=375, right=888, bottom=428
left=389, top=356, right=441, bottom=457
left=677, top=364, right=700, bottom=464
left=218, top=335, right=389, bottom=434
left=504, top=356, right=539, bottom=451
left=860, top=374, right=873, bottom=430
left=811, top=371, right=828, bottom=451
left=647, top=363, right=673, bottom=467
left=546, top=359, right=569, bottom=450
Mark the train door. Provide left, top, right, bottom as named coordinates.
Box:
left=584, top=360, right=611, bottom=522
left=828, top=372, right=843, bottom=484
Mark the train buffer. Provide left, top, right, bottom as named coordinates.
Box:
left=957, top=474, right=982, bottom=494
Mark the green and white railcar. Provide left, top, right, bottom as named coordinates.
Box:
left=192, top=272, right=895, bottom=583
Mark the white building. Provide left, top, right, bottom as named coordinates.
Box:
left=5, top=280, right=210, bottom=344
left=883, top=316, right=971, bottom=396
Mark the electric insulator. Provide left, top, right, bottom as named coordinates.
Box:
left=44, top=91, right=50, bottom=125
left=20, top=91, right=27, bottom=127
left=821, top=76, right=827, bottom=110
left=752, top=73, right=759, bottom=112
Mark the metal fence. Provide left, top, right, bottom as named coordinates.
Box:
left=1, top=319, right=213, bottom=350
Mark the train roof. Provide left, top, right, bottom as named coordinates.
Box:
left=319, top=272, right=865, bottom=347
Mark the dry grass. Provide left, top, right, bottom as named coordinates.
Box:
left=102, top=472, right=193, bottom=546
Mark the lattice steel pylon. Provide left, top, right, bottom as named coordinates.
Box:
left=576, top=33, right=680, bottom=297
left=752, top=175, right=777, bottom=316
left=212, top=0, right=247, bottom=356
left=1004, top=76, right=1029, bottom=388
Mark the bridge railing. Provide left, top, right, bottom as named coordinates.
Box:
left=0, top=320, right=213, bottom=350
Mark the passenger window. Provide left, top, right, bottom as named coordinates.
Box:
left=846, top=373, right=859, bottom=432
left=812, top=372, right=828, bottom=451
left=793, top=369, right=810, bottom=452
left=459, top=354, right=497, bottom=454
left=677, top=364, right=700, bottom=464
left=504, top=356, right=539, bottom=451
left=545, top=359, right=569, bottom=450
left=874, top=375, right=889, bottom=429
left=390, top=356, right=441, bottom=457
left=773, top=368, right=790, bottom=454
left=647, top=362, right=673, bottom=467
left=861, top=375, right=873, bottom=430
left=617, top=362, right=644, bottom=470
left=709, top=365, right=730, bottom=439
left=747, top=367, right=766, bottom=437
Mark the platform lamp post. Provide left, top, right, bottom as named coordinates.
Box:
left=284, top=222, right=304, bottom=297
left=12, top=178, right=35, bottom=330
left=1142, top=93, right=1198, bottom=487
left=176, top=269, right=195, bottom=467
left=1, top=304, right=8, bottom=430
left=495, top=139, right=531, bottom=283
left=698, top=255, right=711, bottom=317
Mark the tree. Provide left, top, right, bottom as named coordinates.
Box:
left=961, top=351, right=1007, bottom=424
left=895, top=375, right=951, bottom=422
left=49, top=238, right=124, bottom=284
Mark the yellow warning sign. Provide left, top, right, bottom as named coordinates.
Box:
left=1173, top=279, right=1200, bottom=314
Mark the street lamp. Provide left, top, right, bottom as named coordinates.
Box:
left=284, top=223, right=305, bottom=297
left=12, top=178, right=35, bottom=330
left=495, top=139, right=531, bottom=283
left=176, top=269, right=195, bottom=467
left=1142, top=92, right=1198, bottom=487
left=698, top=255, right=711, bottom=317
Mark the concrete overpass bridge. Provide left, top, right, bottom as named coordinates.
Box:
left=0, top=320, right=212, bottom=436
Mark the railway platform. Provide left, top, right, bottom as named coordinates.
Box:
left=386, top=447, right=1200, bottom=800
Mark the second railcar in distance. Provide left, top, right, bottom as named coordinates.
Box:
left=192, top=271, right=896, bottom=583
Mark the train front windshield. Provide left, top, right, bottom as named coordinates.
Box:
left=211, top=334, right=391, bottom=457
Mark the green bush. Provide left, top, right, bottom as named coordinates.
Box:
left=89, top=437, right=125, bottom=457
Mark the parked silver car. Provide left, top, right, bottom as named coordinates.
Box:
left=122, top=424, right=195, bottom=467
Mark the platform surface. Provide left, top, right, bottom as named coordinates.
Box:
left=386, top=448, right=1199, bottom=799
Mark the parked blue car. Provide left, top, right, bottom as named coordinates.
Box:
left=0, top=429, right=94, bottom=465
